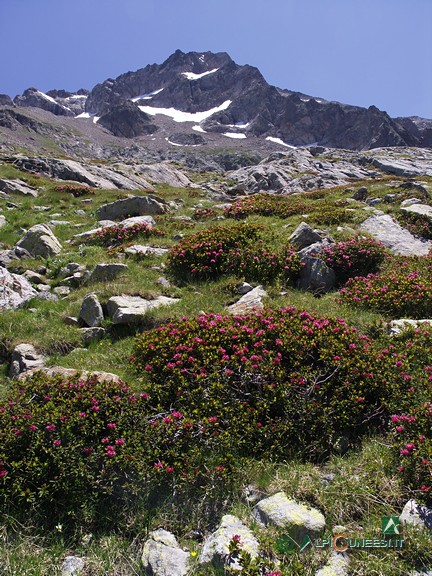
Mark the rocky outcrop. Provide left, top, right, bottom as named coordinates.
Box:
left=0, top=94, right=14, bottom=106
left=16, top=224, right=62, bottom=258
left=98, top=101, right=158, bottom=138
left=18, top=366, right=121, bottom=383
left=10, top=157, right=154, bottom=190
left=0, top=178, right=38, bottom=197
left=135, top=162, right=193, bottom=187
left=359, top=214, right=432, bottom=256
left=14, top=88, right=74, bottom=117
left=0, top=266, right=37, bottom=309
left=96, top=195, right=168, bottom=221
left=88, top=263, right=128, bottom=283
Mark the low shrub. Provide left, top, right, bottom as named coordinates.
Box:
left=223, top=194, right=313, bottom=220
left=54, top=184, right=95, bottom=197
left=0, top=373, right=227, bottom=525
left=166, top=223, right=302, bottom=283
left=131, top=307, right=418, bottom=461
left=192, top=207, right=218, bottom=221
left=397, top=211, right=432, bottom=240
left=321, top=236, right=388, bottom=285
left=89, top=222, right=164, bottom=248
left=308, top=207, right=357, bottom=226
left=391, top=402, right=432, bottom=505
left=339, top=257, right=432, bottom=318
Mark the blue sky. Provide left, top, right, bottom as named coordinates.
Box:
left=1, top=0, right=431, bottom=118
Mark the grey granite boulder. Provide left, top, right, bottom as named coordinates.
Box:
left=79, top=293, right=104, bottom=327
left=141, top=529, right=190, bottom=576
left=16, top=224, right=62, bottom=258
left=96, top=195, right=168, bottom=221
left=9, top=343, right=45, bottom=378
left=289, top=222, right=323, bottom=249
left=0, top=266, right=37, bottom=309
left=360, top=214, right=431, bottom=256
left=124, top=245, right=168, bottom=257
left=199, top=515, right=259, bottom=570
left=297, top=257, right=335, bottom=294
left=107, top=294, right=178, bottom=324
left=252, top=492, right=325, bottom=542
left=80, top=327, right=106, bottom=345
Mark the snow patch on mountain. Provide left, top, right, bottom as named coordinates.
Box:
left=223, top=133, right=247, bottom=139
left=266, top=137, right=296, bottom=148
left=192, top=126, right=207, bottom=133
left=181, top=69, right=219, bottom=81
left=131, top=88, right=164, bottom=102
left=138, top=100, right=232, bottom=123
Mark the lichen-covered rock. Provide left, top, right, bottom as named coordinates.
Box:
left=199, top=515, right=259, bottom=570
left=141, top=529, right=189, bottom=576
left=16, top=223, right=62, bottom=258
left=360, top=214, right=431, bottom=256
left=61, top=556, right=85, bottom=576
left=18, top=366, right=121, bottom=383
left=252, top=492, right=325, bottom=542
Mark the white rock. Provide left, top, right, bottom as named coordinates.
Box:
left=227, top=286, right=267, bottom=315
left=400, top=500, right=432, bottom=531
left=107, top=294, right=178, bottom=324
left=16, top=224, right=62, bottom=258
left=141, top=529, right=189, bottom=576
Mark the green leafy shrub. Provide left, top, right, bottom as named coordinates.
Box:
left=0, top=373, right=227, bottom=525
left=131, top=307, right=417, bottom=461
left=193, top=207, right=218, bottom=221
left=223, top=194, right=313, bottom=220
left=54, top=184, right=95, bottom=197
left=308, top=207, right=357, bottom=226
left=321, top=236, right=388, bottom=285
left=166, top=223, right=302, bottom=283
left=339, top=257, right=432, bottom=318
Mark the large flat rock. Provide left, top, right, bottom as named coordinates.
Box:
left=107, top=294, right=179, bottom=324
left=359, top=214, right=431, bottom=256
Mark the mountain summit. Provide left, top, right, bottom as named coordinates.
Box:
left=4, top=50, right=432, bottom=151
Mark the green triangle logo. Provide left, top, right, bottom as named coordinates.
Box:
left=382, top=516, right=400, bottom=535
left=299, top=535, right=314, bottom=553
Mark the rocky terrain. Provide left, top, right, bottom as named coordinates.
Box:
left=0, top=50, right=431, bottom=576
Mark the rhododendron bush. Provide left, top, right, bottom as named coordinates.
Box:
left=167, top=223, right=302, bottom=282
left=131, top=307, right=424, bottom=460
left=340, top=256, right=432, bottom=317
left=223, top=194, right=313, bottom=220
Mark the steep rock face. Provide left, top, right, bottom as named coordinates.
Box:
left=14, top=88, right=74, bottom=117
left=84, top=49, right=424, bottom=151
left=98, top=101, right=158, bottom=137
left=0, top=94, right=14, bottom=106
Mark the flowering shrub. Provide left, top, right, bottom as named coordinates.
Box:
left=167, top=223, right=302, bottom=283
left=223, top=194, right=313, bottom=220
left=391, top=402, right=432, bottom=505
left=131, top=307, right=417, bottom=460
left=54, top=184, right=95, bottom=197
left=0, top=372, right=227, bottom=524
left=397, top=211, right=432, bottom=240
left=321, top=236, right=388, bottom=285
left=193, top=207, right=218, bottom=221
left=89, top=222, right=164, bottom=248
left=339, top=257, right=432, bottom=318
left=309, top=207, right=357, bottom=226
